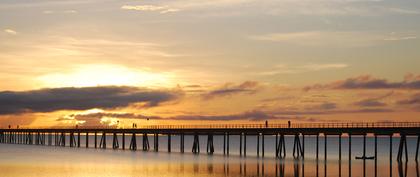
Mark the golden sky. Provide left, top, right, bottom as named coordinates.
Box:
left=0, top=0, right=419, bottom=127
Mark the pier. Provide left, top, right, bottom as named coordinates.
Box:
left=1, top=122, right=420, bottom=162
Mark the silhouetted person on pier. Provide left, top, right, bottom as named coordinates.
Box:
left=8, top=125, right=11, bottom=129
left=288, top=121, right=291, bottom=128
left=265, top=120, right=268, bottom=128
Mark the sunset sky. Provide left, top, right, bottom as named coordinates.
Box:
left=0, top=0, right=419, bottom=127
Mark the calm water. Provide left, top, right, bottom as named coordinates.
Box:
left=0, top=135, right=418, bottom=177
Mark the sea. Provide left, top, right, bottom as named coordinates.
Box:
left=0, top=135, right=418, bottom=177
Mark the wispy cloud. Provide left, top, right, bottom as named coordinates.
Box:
left=121, top=5, right=180, bottom=14
left=42, top=10, right=78, bottom=14
left=304, top=74, right=420, bottom=91
left=353, top=92, right=393, bottom=107
left=257, top=63, right=348, bottom=76
left=3, top=29, right=17, bottom=35
left=202, top=81, right=260, bottom=99
left=249, top=31, right=417, bottom=47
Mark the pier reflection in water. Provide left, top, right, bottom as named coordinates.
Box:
left=228, top=159, right=419, bottom=177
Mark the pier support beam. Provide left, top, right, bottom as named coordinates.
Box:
left=316, top=134, right=319, bottom=160
left=180, top=133, right=185, bottom=153
left=324, top=134, right=327, bottom=162
left=239, top=133, right=243, bottom=156
left=416, top=135, right=419, bottom=162
left=207, top=134, right=214, bottom=154
left=262, top=133, right=265, bottom=157
left=293, top=134, right=303, bottom=159
left=244, top=133, right=247, bottom=157
left=99, top=132, right=106, bottom=149
left=375, top=134, right=378, bottom=177
left=167, top=134, right=171, bottom=152
left=397, top=134, right=408, bottom=162
left=112, top=132, right=119, bottom=149
left=349, top=134, right=352, bottom=177
left=86, top=132, right=89, bottom=148
left=59, top=132, right=65, bottom=147
left=276, top=134, right=286, bottom=159
left=390, top=134, right=393, bottom=176
left=154, top=133, right=159, bottom=152
left=122, top=133, right=125, bottom=150
left=142, top=133, right=150, bottom=151
left=192, top=134, right=200, bottom=154
left=257, top=133, right=260, bottom=157
left=94, top=132, right=97, bottom=148
left=223, top=133, right=226, bottom=155
left=77, top=132, right=80, bottom=147
left=227, top=133, right=230, bottom=155
left=129, top=133, right=137, bottom=150
left=339, top=134, right=342, bottom=161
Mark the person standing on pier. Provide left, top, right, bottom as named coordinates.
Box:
left=288, top=121, right=291, bottom=128
left=265, top=120, right=268, bottom=128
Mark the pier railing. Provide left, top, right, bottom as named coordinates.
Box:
left=4, top=122, right=420, bottom=130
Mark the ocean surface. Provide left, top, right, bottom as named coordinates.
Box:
left=0, top=135, right=418, bottom=177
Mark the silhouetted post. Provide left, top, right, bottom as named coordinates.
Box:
left=168, top=133, right=171, bottom=152
left=103, top=132, right=107, bottom=149
left=94, top=132, right=97, bottom=148
left=86, top=132, right=89, bottom=148
left=339, top=134, right=342, bottom=161
left=257, top=133, right=260, bottom=157
left=154, top=133, right=159, bottom=152
left=129, top=133, right=137, bottom=150
left=390, top=134, right=393, bottom=177
left=416, top=135, right=419, bottom=162
left=77, top=132, right=81, bottom=147
left=223, top=133, right=226, bottom=155
left=122, top=133, right=125, bottom=150
left=112, top=132, right=119, bottom=149
left=302, top=134, right=305, bottom=159
left=181, top=133, right=185, bottom=153
left=143, top=133, right=150, bottom=151
left=375, top=135, right=378, bottom=177
left=244, top=133, right=247, bottom=157
left=262, top=133, right=265, bottom=157
left=239, top=133, right=243, bottom=156
left=325, top=134, right=327, bottom=162
left=316, top=134, right=319, bottom=160
left=363, top=134, right=366, bottom=158
left=227, top=133, right=230, bottom=155
left=192, top=134, right=200, bottom=154
left=275, top=134, right=279, bottom=158
left=207, top=134, right=214, bottom=154
left=349, top=134, right=352, bottom=177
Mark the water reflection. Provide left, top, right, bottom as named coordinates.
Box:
left=1, top=143, right=420, bottom=177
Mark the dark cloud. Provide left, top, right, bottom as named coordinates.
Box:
left=58, top=107, right=393, bottom=126
left=304, top=74, right=420, bottom=91
left=202, top=81, right=260, bottom=99
left=305, top=102, right=337, bottom=111
left=353, top=91, right=392, bottom=107
left=0, top=86, right=181, bottom=115
left=397, top=93, right=420, bottom=105
left=354, top=99, right=387, bottom=107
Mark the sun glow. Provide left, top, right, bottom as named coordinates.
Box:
left=37, top=64, right=173, bottom=88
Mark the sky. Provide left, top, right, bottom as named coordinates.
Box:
left=0, top=0, right=419, bottom=128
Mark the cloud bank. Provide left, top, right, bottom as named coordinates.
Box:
left=0, top=86, right=180, bottom=115
left=304, top=75, right=420, bottom=91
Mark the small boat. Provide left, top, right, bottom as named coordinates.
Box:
left=355, top=156, right=375, bottom=160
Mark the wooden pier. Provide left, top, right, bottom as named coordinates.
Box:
left=1, top=122, right=420, bottom=162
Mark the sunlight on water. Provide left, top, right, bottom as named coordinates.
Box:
left=0, top=136, right=419, bottom=177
